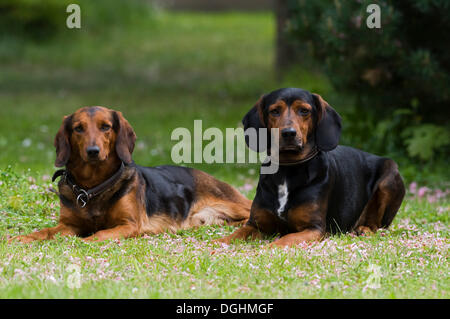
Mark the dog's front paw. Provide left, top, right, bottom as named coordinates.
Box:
left=82, top=235, right=99, bottom=242
left=354, top=226, right=374, bottom=236
left=213, top=236, right=231, bottom=245
left=267, top=237, right=298, bottom=249
left=8, top=235, right=36, bottom=244
left=267, top=241, right=285, bottom=249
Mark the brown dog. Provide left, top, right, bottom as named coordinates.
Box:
left=11, top=106, right=250, bottom=242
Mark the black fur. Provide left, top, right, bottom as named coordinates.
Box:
left=136, top=165, right=196, bottom=220
left=253, top=146, right=392, bottom=234
left=244, top=88, right=404, bottom=237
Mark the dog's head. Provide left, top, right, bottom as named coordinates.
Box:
left=242, top=88, right=341, bottom=164
left=54, top=106, right=136, bottom=167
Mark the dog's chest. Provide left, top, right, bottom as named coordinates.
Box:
left=58, top=184, right=119, bottom=229
left=265, top=174, right=304, bottom=221
left=272, top=177, right=293, bottom=222
left=277, top=179, right=289, bottom=217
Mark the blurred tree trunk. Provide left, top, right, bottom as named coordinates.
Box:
left=275, top=0, right=296, bottom=78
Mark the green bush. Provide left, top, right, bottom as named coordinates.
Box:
left=286, top=0, right=450, bottom=161
left=0, top=0, right=66, bottom=40
left=402, top=124, right=450, bottom=161
left=0, top=0, right=154, bottom=40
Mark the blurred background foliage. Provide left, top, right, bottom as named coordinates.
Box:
left=0, top=0, right=448, bottom=185
left=0, top=0, right=65, bottom=40
left=284, top=0, right=449, bottom=165
left=0, top=0, right=154, bottom=40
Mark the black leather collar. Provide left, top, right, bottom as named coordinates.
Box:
left=269, top=147, right=319, bottom=167
left=52, top=162, right=125, bottom=208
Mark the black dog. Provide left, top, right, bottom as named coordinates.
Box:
left=218, top=88, right=405, bottom=247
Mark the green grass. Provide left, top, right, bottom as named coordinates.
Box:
left=0, top=7, right=448, bottom=298
left=1, top=167, right=448, bottom=298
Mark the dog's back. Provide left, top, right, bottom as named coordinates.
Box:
left=137, top=164, right=250, bottom=229
left=137, top=165, right=196, bottom=220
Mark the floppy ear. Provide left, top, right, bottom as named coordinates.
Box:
left=54, top=115, right=73, bottom=167
left=312, top=94, right=342, bottom=151
left=242, top=96, right=267, bottom=152
left=113, top=111, right=136, bottom=164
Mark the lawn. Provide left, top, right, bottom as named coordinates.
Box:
left=0, top=8, right=448, bottom=298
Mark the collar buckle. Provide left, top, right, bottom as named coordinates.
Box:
left=76, top=189, right=89, bottom=208
left=53, top=162, right=126, bottom=209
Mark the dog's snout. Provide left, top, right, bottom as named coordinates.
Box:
left=281, top=127, right=297, bottom=139
left=86, top=146, right=100, bottom=158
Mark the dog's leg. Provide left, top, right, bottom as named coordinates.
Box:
left=83, top=189, right=143, bottom=241
left=9, top=223, right=79, bottom=243
left=216, top=205, right=281, bottom=244
left=269, top=228, right=324, bottom=248
left=83, top=224, right=138, bottom=242
left=215, top=224, right=262, bottom=244
left=353, top=160, right=405, bottom=235
left=191, top=170, right=251, bottom=226
left=211, top=202, right=250, bottom=226
left=188, top=202, right=250, bottom=228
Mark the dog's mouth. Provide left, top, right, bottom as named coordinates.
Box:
left=85, top=155, right=108, bottom=164
left=279, top=145, right=303, bottom=154
left=277, top=145, right=308, bottom=164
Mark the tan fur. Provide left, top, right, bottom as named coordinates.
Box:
left=215, top=224, right=262, bottom=244
left=270, top=229, right=324, bottom=247
left=186, top=170, right=251, bottom=228
left=353, top=159, right=404, bottom=234
left=267, top=99, right=315, bottom=163
left=287, top=202, right=326, bottom=232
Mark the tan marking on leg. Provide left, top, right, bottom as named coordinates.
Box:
left=192, top=169, right=251, bottom=223
left=141, top=214, right=182, bottom=235
left=270, top=228, right=323, bottom=247
left=9, top=223, right=79, bottom=243
left=353, top=159, right=405, bottom=235
left=83, top=224, right=138, bottom=242
left=215, top=224, right=262, bottom=244
left=354, top=226, right=373, bottom=236
left=186, top=196, right=249, bottom=228
left=287, top=202, right=325, bottom=231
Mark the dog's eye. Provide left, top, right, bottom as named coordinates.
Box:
left=100, top=124, right=111, bottom=132
left=74, top=126, right=84, bottom=133
left=269, top=109, right=280, bottom=116
left=299, top=108, right=310, bottom=116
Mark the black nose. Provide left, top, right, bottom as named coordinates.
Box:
left=86, top=146, right=100, bottom=158
left=281, top=127, right=297, bottom=139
